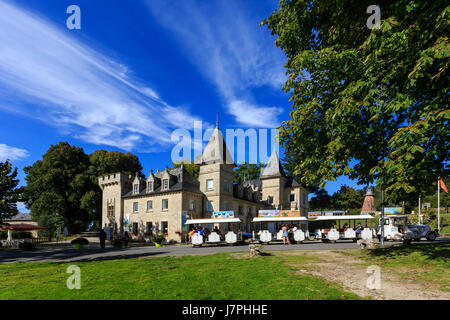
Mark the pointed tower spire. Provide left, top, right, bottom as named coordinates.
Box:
left=261, top=150, right=286, bottom=177
left=200, top=114, right=234, bottom=165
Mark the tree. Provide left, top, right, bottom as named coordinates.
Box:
left=331, top=185, right=365, bottom=211
left=89, top=150, right=143, bottom=178
left=23, top=142, right=93, bottom=234
left=309, top=188, right=331, bottom=211
left=0, top=160, right=23, bottom=224
left=233, top=163, right=265, bottom=183
left=262, top=0, right=449, bottom=203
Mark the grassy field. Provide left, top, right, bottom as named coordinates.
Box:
left=336, top=243, right=450, bottom=292
left=0, top=253, right=360, bottom=300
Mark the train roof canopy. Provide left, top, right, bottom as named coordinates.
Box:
left=185, top=218, right=241, bottom=224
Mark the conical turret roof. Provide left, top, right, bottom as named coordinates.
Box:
left=200, top=127, right=234, bottom=165
left=261, top=150, right=286, bottom=178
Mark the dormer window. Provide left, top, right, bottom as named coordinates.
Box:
left=163, top=179, right=169, bottom=190
left=134, top=184, right=139, bottom=194
left=147, top=181, right=153, bottom=192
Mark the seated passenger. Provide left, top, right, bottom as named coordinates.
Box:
left=213, top=226, right=221, bottom=235
left=188, top=227, right=197, bottom=242
left=355, top=223, right=364, bottom=234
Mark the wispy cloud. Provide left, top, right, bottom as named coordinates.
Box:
left=147, top=0, right=286, bottom=128
left=0, top=0, right=206, bottom=152
left=0, top=143, right=29, bottom=162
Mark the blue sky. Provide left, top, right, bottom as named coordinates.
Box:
left=0, top=0, right=360, bottom=211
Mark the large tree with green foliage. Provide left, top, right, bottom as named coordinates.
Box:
left=0, top=160, right=23, bottom=224
left=23, top=145, right=144, bottom=232
left=309, top=188, right=332, bottom=211
left=331, top=185, right=364, bottom=211
left=23, top=142, right=92, bottom=234
left=262, top=0, right=449, bottom=203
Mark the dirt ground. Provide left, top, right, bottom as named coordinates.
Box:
left=280, top=250, right=450, bottom=300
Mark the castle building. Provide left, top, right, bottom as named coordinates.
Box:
left=98, top=124, right=309, bottom=242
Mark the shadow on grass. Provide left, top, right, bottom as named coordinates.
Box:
left=259, top=252, right=274, bottom=256
left=0, top=247, right=169, bottom=264
left=368, top=242, right=450, bottom=261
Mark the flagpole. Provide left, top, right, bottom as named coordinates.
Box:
left=438, top=177, right=440, bottom=233
left=418, top=196, right=421, bottom=224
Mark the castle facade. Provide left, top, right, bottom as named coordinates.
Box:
left=98, top=125, right=309, bottom=242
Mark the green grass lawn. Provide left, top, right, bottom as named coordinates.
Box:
left=0, top=253, right=360, bottom=300
left=336, top=243, right=450, bottom=292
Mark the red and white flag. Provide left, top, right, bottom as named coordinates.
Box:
left=440, top=178, right=448, bottom=193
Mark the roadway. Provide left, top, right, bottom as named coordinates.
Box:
left=1, top=238, right=448, bottom=264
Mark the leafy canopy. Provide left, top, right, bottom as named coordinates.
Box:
left=0, top=160, right=23, bottom=223
left=262, top=0, right=449, bottom=203
left=23, top=143, right=144, bottom=232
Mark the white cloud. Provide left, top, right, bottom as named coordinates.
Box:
left=147, top=0, right=286, bottom=128
left=0, top=0, right=206, bottom=152
left=0, top=144, right=29, bottom=161
left=227, top=100, right=283, bottom=128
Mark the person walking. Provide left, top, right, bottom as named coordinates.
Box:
left=122, top=231, right=130, bottom=248
left=282, top=224, right=291, bottom=245
left=99, top=228, right=107, bottom=249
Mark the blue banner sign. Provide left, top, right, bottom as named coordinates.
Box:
left=213, top=211, right=234, bottom=218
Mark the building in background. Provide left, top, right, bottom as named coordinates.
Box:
left=98, top=123, right=309, bottom=242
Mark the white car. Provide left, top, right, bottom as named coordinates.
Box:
left=377, top=215, right=438, bottom=242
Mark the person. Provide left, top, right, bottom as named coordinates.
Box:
left=99, top=228, right=107, bottom=248
left=355, top=223, right=364, bottom=234
left=341, top=223, right=348, bottom=233
left=282, top=224, right=291, bottom=245
left=122, top=231, right=130, bottom=248
left=203, top=228, right=210, bottom=241
left=188, top=227, right=197, bottom=242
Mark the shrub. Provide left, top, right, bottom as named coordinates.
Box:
left=71, top=237, right=89, bottom=245
left=112, top=238, right=124, bottom=248
left=154, top=234, right=165, bottom=245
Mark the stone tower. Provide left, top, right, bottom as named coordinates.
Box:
left=98, top=173, right=132, bottom=234
left=260, top=151, right=288, bottom=209
left=198, top=120, right=235, bottom=215
left=361, top=186, right=376, bottom=214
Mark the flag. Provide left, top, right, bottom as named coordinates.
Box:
left=440, top=178, right=448, bottom=193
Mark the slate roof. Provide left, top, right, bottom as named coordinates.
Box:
left=123, top=166, right=201, bottom=198
left=5, top=213, right=33, bottom=221
left=200, top=127, right=235, bottom=165
left=261, top=151, right=286, bottom=178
